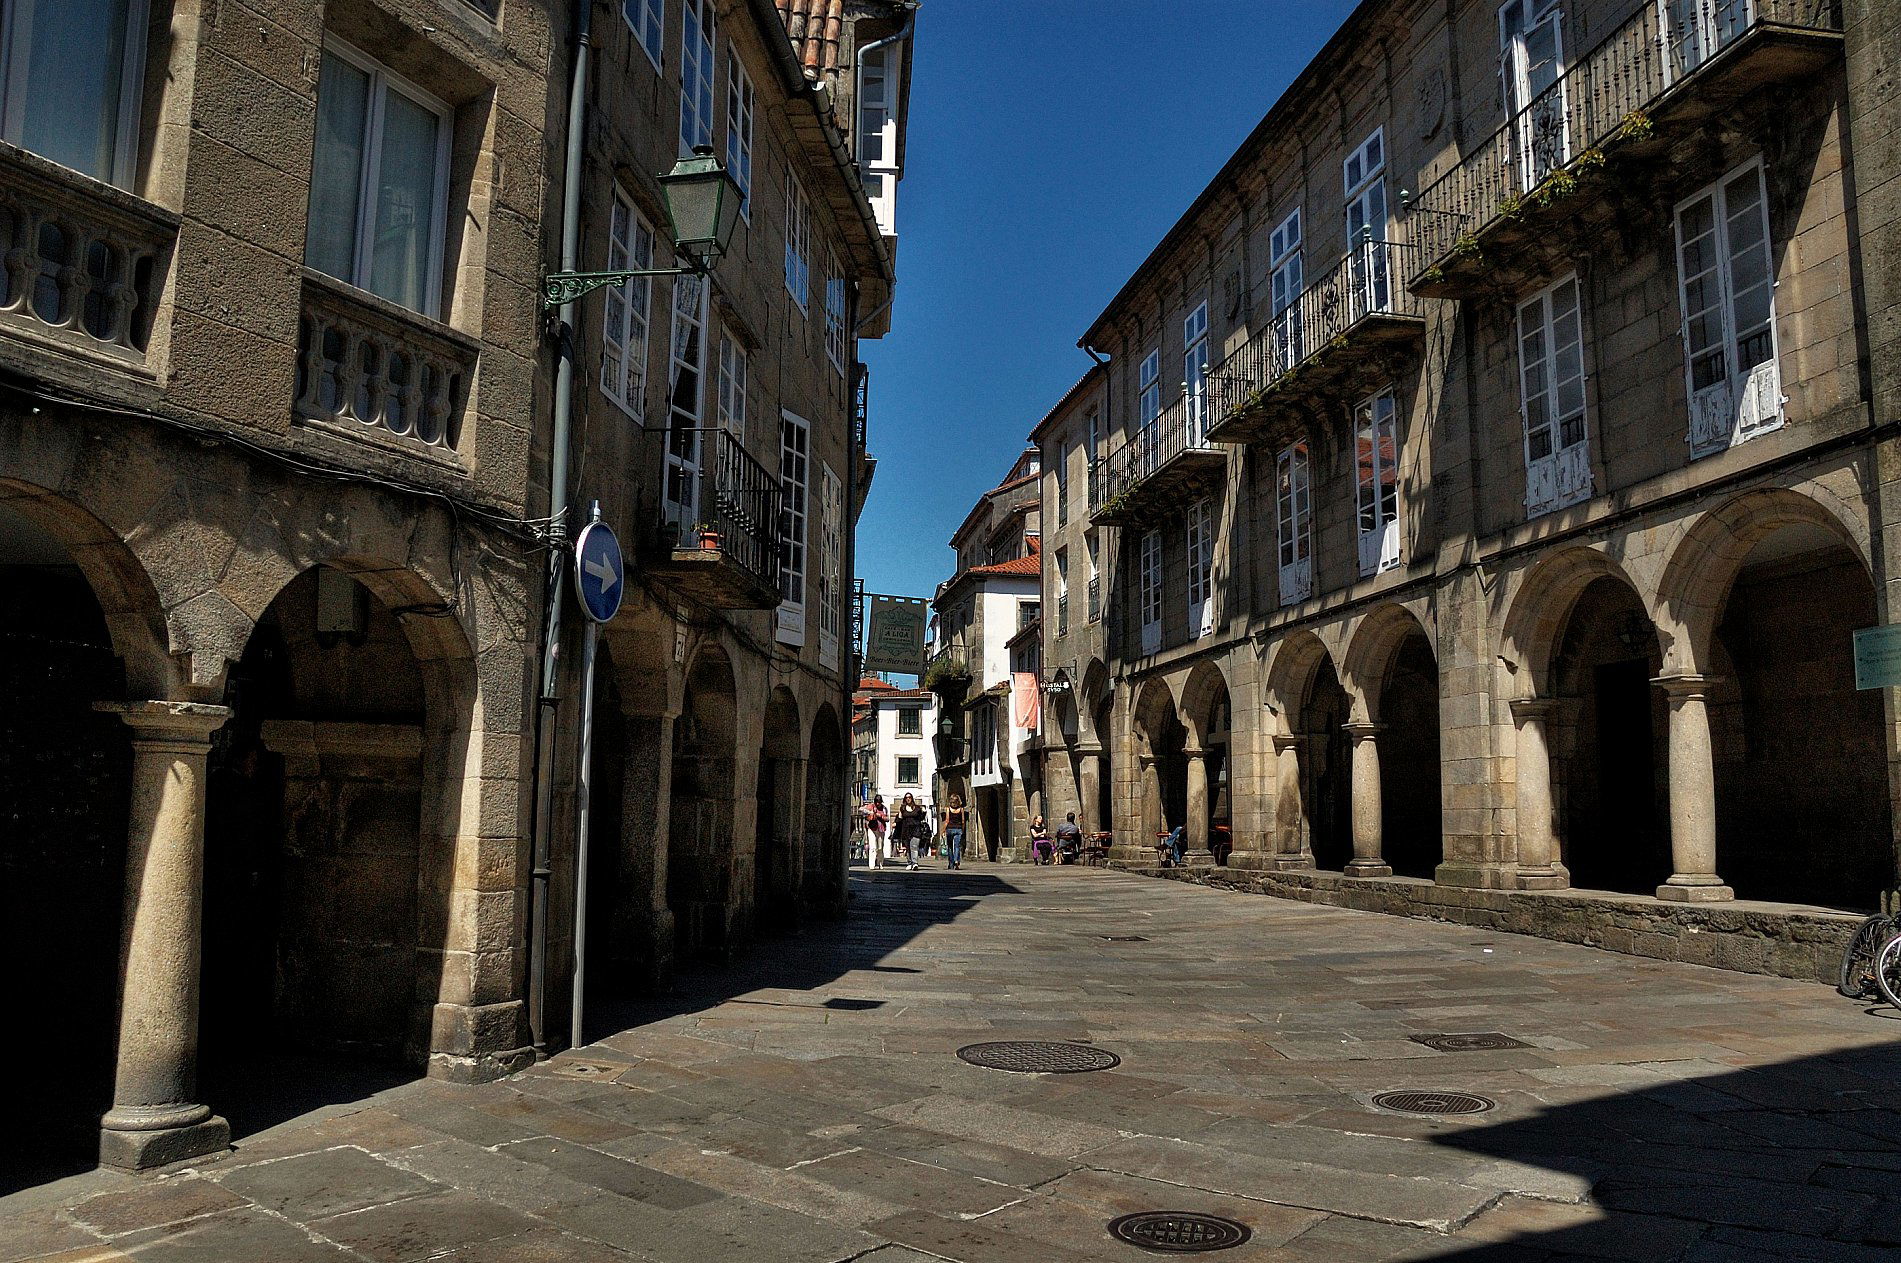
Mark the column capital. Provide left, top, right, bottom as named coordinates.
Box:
left=1341, top=721, right=1382, bottom=742
left=1652, top=674, right=1722, bottom=702
left=95, top=700, right=231, bottom=744
left=1271, top=732, right=1306, bottom=753
left=1073, top=743, right=1104, bottom=758
left=1182, top=744, right=1207, bottom=760
left=1508, top=696, right=1560, bottom=722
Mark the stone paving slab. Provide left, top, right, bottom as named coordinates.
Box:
left=7, top=864, right=1901, bottom=1261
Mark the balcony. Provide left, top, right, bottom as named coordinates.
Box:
left=1404, top=0, right=1842, bottom=298
left=1089, top=394, right=1226, bottom=526
left=0, top=141, right=176, bottom=379
left=295, top=271, right=475, bottom=463
left=648, top=427, right=783, bottom=610
left=1205, top=241, right=1425, bottom=448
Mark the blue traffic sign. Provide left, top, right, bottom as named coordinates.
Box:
left=573, top=520, right=624, bottom=624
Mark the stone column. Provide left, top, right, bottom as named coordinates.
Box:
left=1139, top=754, right=1163, bottom=855
left=1183, top=745, right=1215, bottom=865
left=1269, top=733, right=1314, bottom=870
left=621, top=712, right=677, bottom=990
left=1509, top=698, right=1569, bottom=890
left=1655, top=675, right=1733, bottom=902
left=1076, top=745, right=1103, bottom=836
left=96, top=700, right=231, bottom=1170
left=1343, top=722, right=1392, bottom=878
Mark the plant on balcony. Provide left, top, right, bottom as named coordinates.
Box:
left=1615, top=109, right=1653, bottom=142
left=921, top=655, right=970, bottom=694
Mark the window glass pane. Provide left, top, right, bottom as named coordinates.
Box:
left=10, top=0, right=134, bottom=181
left=307, top=52, right=371, bottom=284
left=368, top=87, right=442, bottom=312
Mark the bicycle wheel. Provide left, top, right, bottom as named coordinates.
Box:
left=1838, top=915, right=1892, bottom=997
left=1875, top=934, right=1901, bottom=1011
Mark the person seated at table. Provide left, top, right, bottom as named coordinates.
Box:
left=1030, top=814, right=1054, bottom=865
left=1055, top=812, right=1083, bottom=863
left=1161, top=824, right=1186, bottom=867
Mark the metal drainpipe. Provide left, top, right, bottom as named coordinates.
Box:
left=528, top=0, right=592, bottom=1055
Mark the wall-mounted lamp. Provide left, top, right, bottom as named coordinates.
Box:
left=542, top=146, right=746, bottom=307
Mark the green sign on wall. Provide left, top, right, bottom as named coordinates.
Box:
left=1853, top=625, right=1901, bottom=689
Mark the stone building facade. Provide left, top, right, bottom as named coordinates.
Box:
left=0, top=0, right=911, bottom=1178
left=1033, top=0, right=1901, bottom=968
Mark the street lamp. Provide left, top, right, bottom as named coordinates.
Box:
left=542, top=145, right=746, bottom=306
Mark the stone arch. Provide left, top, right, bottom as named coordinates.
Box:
left=1130, top=676, right=1186, bottom=848
left=1654, top=485, right=1869, bottom=676
left=1263, top=630, right=1352, bottom=872
left=1048, top=667, right=1081, bottom=745
left=805, top=702, right=847, bottom=916
left=1340, top=602, right=1432, bottom=724
left=1078, top=658, right=1111, bottom=745
left=1499, top=545, right=1656, bottom=699
left=1262, top=629, right=1332, bottom=726
left=1178, top=660, right=1230, bottom=748
left=755, top=685, right=804, bottom=932
left=1343, top=603, right=1442, bottom=880
left=670, top=643, right=740, bottom=959
left=1178, top=660, right=1234, bottom=863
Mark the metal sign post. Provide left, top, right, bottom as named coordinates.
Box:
left=570, top=505, right=624, bottom=1050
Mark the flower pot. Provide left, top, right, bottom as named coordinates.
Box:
left=698, top=530, right=720, bottom=550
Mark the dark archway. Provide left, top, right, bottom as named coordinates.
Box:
left=0, top=502, right=133, bottom=1186
left=1093, top=690, right=1115, bottom=838
left=1710, top=525, right=1889, bottom=909
left=1551, top=575, right=1668, bottom=895
left=1301, top=658, right=1352, bottom=872
left=805, top=704, right=846, bottom=913
left=586, top=641, right=633, bottom=996
left=670, top=646, right=738, bottom=959
left=756, top=686, right=802, bottom=932
left=1379, top=632, right=1442, bottom=880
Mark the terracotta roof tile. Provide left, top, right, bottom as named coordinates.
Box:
left=775, top=0, right=844, bottom=78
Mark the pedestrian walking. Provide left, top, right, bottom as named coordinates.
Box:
left=942, top=793, right=968, bottom=869
left=1030, top=814, right=1054, bottom=865
left=896, top=793, right=927, bottom=871
left=863, top=794, right=889, bottom=869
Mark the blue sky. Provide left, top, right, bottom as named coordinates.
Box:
left=854, top=0, right=1360, bottom=600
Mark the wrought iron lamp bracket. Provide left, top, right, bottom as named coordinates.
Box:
left=542, top=265, right=702, bottom=308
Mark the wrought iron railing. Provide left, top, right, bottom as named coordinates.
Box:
left=0, top=142, right=175, bottom=367
left=1093, top=389, right=1222, bottom=511
left=665, top=427, right=783, bottom=589
left=1087, top=575, right=1100, bottom=623
left=852, top=361, right=869, bottom=451
left=1404, top=0, right=1841, bottom=281
left=296, top=272, right=475, bottom=455
left=1207, top=239, right=1422, bottom=430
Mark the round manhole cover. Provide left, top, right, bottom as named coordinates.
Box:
left=955, top=1041, right=1120, bottom=1073
left=1108, top=1211, right=1252, bottom=1253
left=1409, top=1032, right=1528, bottom=1052
left=1373, top=1089, right=1496, bottom=1116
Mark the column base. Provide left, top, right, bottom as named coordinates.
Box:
left=1656, top=878, right=1734, bottom=903
left=1515, top=863, right=1571, bottom=891
left=100, top=1114, right=229, bottom=1171
left=1182, top=849, right=1217, bottom=867
left=1344, top=860, right=1393, bottom=878
left=1265, top=854, right=1316, bottom=872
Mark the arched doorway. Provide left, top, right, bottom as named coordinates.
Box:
left=756, top=687, right=802, bottom=932
left=1550, top=575, right=1668, bottom=894
left=670, top=646, right=738, bottom=959
left=1132, top=680, right=1186, bottom=849
left=586, top=641, right=633, bottom=1001
left=1180, top=664, right=1232, bottom=864
left=1379, top=632, right=1441, bottom=880
left=1301, top=658, right=1352, bottom=872
left=201, top=565, right=447, bottom=1127
left=0, top=500, right=135, bottom=1185
left=805, top=705, right=845, bottom=914
left=1707, top=523, right=1888, bottom=909
left=1092, top=689, right=1115, bottom=838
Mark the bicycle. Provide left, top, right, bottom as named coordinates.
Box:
left=1837, top=913, right=1901, bottom=1009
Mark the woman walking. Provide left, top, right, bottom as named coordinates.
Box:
left=942, top=794, right=968, bottom=869
left=896, top=793, right=927, bottom=871
left=863, top=794, right=889, bottom=869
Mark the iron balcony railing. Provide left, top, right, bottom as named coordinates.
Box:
left=1404, top=0, right=1842, bottom=282
left=665, top=427, right=782, bottom=589
left=852, top=361, right=869, bottom=451
left=1086, top=575, right=1100, bottom=623
left=1093, top=389, right=1221, bottom=510
left=1208, top=238, right=1422, bottom=431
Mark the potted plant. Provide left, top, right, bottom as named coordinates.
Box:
left=694, top=522, right=721, bottom=550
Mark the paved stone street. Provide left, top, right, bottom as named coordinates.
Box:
left=7, top=866, right=1901, bottom=1261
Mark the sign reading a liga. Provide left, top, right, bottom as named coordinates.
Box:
left=864, top=594, right=928, bottom=675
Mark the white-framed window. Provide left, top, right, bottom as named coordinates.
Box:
left=1136, top=350, right=1161, bottom=478
left=776, top=410, right=811, bottom=644
left=897, top=707, right=921, bottom=736
left=306, top=41, right=453, bottom=317
left=1343, top=128, right=1390, bottom=318
left=1056, top=439, right=1070, bottom=527
left=1086, top=531, right=1101, bottom=623
left=716, top=330, right=747, bottom=439
left=896, top=756, right=920, bottom=785
left=1137, top=529, right=1162, bottom=657
left=1499, top=0, right=1568, bottom=189
left=625, top=0, right=664, bottom=70
left=1663, top=0, right=1752, bottom=80
left=1269, top=209, right=1304, bottom=372
left=857, top=44, right=901, bottom=234
left=784, top=168, right=811, bottom=311
left=825, top=252, right=848, bottom=373
left=663, top=275, right=709, bottom=530
left=1518, top=273, right=1592, bottom=516
left=601, top=190, right=655, bottom=416
left=0, top=0, right=149, bottom=187
left=1018, top=600, right=1040, bottom=631
left=1183, top=301, right=1210, bottom=444
left=1186, top=498, right=1213, bottom=639
left=1675, top=159, right=1782, bottom=458
left=1055, top=546, right=1070, bottom=636
left=1276, top=442, right=1313, bottom=605
left=679, top=0, right=715, bottom=154
left=1354, top=389, right=1402, bottom=576
left=725, top=50, right=754, bottom=214
left=819, top=462, right=842, bottom=668
left=1085, top=411, right=1100, bottom=468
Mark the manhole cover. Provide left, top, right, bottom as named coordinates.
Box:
left=1372, top=1090, right=1496, bottom=1116
left=1108, top=1211, right=1251, bottom=1253
left=549, top=1058, right=626, bottom=1080
left=956, top=1041, right=1121, bottom=1073
left=1409, top=1032, right=1528, bottom=1052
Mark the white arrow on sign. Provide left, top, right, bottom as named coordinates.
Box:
left=583, top=551, right=620, bottom=596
